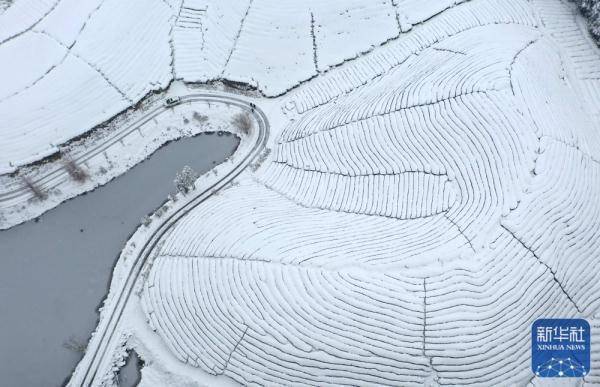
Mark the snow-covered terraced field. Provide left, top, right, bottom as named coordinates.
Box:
left=132, top=1, right=600, bottom=386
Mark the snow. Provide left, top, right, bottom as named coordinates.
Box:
left=34, top=0, right=104, bottom=47
left=285, top=0, right=538, bottom=114
left=221, top=0, right=315, bottom=96
left=0, top=0, right=56, bottom=44
left=396, top=0, right=469, bottom=26
left=0, top=54, right=128, bottom=173
left=173, top=0, right=251, bottom=81
left=0, top=30, right=65, bottom=100
left=2, top=0, right=600, bottom=385
left=70, top=0, right=173, bottom=102
left=310, top=1, right=399, bottom=71
left=172, top=0, right=431, bottom=96
left=534, top=0, right=600, bottom=125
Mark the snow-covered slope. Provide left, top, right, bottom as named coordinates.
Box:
left=171, top=0, right=489, bottom=96
left=135, top=1, right=600, bottom=386
left=0, top=0, right=174, bottom=173
left=0, top=0, right=57, bottom=44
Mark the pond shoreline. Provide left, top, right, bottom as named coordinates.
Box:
left=0, top=133, right=239, bottom=387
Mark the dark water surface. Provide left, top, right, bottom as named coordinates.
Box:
left=116, top=351, right=142, bottom=387
left=0, top=134, right=239, bottom=387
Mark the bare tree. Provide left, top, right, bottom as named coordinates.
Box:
left=20, top=175, right=46, bottom=200
left=174, top=165, right=199, bottom=194
left=231, top=112, right=253, bottom=135
left=62, top=155, right=88, bottom=182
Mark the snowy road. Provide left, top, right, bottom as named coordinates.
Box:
left=63, top=92, right=269, bottom=386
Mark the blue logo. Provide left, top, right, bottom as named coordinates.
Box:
left=532, top=319, right=590, bottom=377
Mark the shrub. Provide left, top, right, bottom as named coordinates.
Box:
left=174, top=165, right=199, bottom=194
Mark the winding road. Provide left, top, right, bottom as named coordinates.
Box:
left=0, top=93, right=265, bottom=204
left=11, top=92, right=271, bottom=386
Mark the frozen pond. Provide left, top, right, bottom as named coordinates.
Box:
left=0, top=133, right=239, bottom=387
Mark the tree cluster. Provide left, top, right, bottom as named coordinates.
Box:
left=574, top=0, right=600, bottom=42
